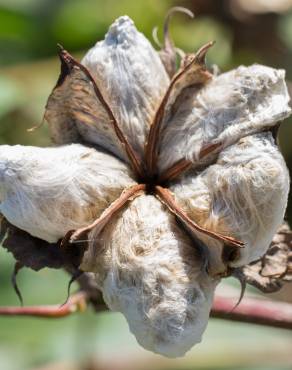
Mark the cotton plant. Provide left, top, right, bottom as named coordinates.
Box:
left=0, top=9, right=291, bottom=357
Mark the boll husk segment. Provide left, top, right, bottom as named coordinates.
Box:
left=81, top=195, right=217, bottom=357
left=0, top=14, right=291, bottom=357
left=0, top=144, right=135, bottom=242
left=158, top=64, right=291, bottom=172
left=46, top=16, right=169, bottom=164
left=171, top=132, right=290, bottom=273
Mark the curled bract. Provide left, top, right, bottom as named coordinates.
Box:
left=0, top=13, right=291, bottom=357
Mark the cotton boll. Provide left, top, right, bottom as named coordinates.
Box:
left=81, top=195, right=217, bottom=357
left=158, top=64, right=291, bottom=172
left=0, top=144, right=136, bottom=242
left=82, top=16, right=170, bottom=159
left=171, top=132, right=289, bottom=270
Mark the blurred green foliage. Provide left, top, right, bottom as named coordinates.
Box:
left=1, top=0, right=292, bottom=369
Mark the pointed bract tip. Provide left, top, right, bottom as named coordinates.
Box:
left=195, top=41, right=216, bottom=65
left=57, top=45, right=74, bottom=64
left=231, top=269, right=247, bottom=310
left=57, top=43, right=64, bottom=52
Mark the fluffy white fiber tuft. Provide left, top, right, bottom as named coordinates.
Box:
left=0, top=144, right=135, bottom=242
left=81, top=195, right=217, bottom=357
left=171, top=132, right=290, bottom=270
left=82, top=16, right=169, bottom=160
left=159, top=64, right=291, bottom=171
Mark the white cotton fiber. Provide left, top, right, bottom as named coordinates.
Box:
left=0, top=144, right=136, bottom=242
left=171, top=132, right=290, bottom=271
left=82, top=16, right=169, bottom=159
left=81, top=194, right=217, bottom=357
left=158, top=64, right=291, bottom=172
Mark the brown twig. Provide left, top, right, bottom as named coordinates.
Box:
left=0, top=292, right=88, bottom=318
left=211, top=295, right=292, bottom=330
left=1, top=292, right=292, bottom=331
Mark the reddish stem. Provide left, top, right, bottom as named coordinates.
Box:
left=1, top=293, right=292, bottom=332
left=211, top=295, right=292, bottom=330
left=0, top=292, right=87, bottom=318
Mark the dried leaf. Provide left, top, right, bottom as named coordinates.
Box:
left=0, top=217, right=83, bottom=272
left=242, top=223, right=292, bottom=293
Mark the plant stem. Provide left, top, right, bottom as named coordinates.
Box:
left=0, top=293, right=292, bottom=331
left=0, top=292, right=88, bottom=318
left=211, top=295, right=292, bottom=330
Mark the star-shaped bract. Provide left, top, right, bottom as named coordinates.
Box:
left=0, top=14, right=290, bottom=357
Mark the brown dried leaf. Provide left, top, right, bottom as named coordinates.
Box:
left=242, top=223, right=292, bottom=293
left=0, top=217, right=83, bottom=272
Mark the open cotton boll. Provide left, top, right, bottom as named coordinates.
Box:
left=0, top=144, right=136, bottom=242
left=158, top=64, right=291, bottom=172
left=82, top=16, right=170, bottom=159
left=171, top=132, right=289, bottom=270
left=81, top=195, right=217, bottom=357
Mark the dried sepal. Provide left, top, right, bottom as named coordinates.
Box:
left=0, top=218, right=70, bottom=271
left=11, top=262, right=24, bottom=305
left=46, top=48, right=121, bottom=155
left=65, top=183, right=146, bottom=246
left=155, top=185, right=244, bottom=249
